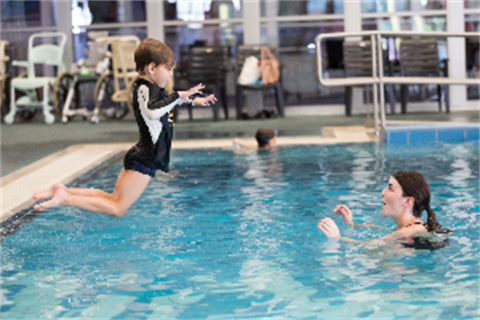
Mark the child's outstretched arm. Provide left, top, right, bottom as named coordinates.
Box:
left=138, top=85, right=185, bottom=120
left=178, top=83, right=205, bottom=102
left=192, top=94, right=217, bottom=106
left=178, top=83, right=218, bottom=106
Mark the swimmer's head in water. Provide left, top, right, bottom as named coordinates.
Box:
left=393, top=171, right=451, bottom=234
left=255, top=128, right=276, bottom=148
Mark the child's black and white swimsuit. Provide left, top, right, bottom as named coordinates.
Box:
left=124, top=78, right=187, bottom=176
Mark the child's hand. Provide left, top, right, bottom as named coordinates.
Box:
left=193, top=94, right=217, bottom=107
left=178, top=83, right=205, bottom=100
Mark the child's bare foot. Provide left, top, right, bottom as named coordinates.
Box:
left=33, top=182, right=66, bottom=200
left=33, top=188, right=67, bottom=211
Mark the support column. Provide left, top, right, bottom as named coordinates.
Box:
left=56, top=1, right=73, bottom=70
left=447, top=1, right=467, bottom=109
left=242, top=0, right=263, bottom=117
left=343, top=0, right=364, bottom=115
left=264, top=1, right=279, bottom=47
left=243, top=0, right=260, bottom=44
left=146, top=1, right=164, bottom=41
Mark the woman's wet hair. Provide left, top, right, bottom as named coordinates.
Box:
left=393, top=171, right=451, bottom=234
left=255, top=128, right=276, bottom=147
left=400, top=236, right=450, bottom=251
left=134, top=38, right=175, bottom=73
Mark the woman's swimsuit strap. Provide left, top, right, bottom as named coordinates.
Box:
left=406, top=221, right=427, bottom=228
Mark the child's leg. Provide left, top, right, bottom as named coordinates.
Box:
left=33, top=182, right=67, bottom=200
left=33, top=170, right=130, bottom=201
left=33, top=169, right=151, bottom=217
left=33, top=183, right=112, bottom=200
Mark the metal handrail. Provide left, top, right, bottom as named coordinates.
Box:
left=315, top=30, right=480, bottom=135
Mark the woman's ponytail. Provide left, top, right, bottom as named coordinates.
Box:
left=426, top=206, right=451, bottom=234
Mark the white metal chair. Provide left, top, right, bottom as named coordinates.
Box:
left=5, top=32, right=67, bottom=124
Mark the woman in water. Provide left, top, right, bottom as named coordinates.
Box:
left=318, top=171, right=450, bottom=245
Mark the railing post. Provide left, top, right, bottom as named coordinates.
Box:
left=376, top=33, right=386, bottom=133
left=370, top=34, right=379, bottom=135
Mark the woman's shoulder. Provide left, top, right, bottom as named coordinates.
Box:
left=388, top=222, right=428, bottom=239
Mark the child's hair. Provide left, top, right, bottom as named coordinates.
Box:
left=134, top=38, right=175, bottom=73
left=393, top=171, right=451, bottom=234
left=255, top=128, right=276, bottom=148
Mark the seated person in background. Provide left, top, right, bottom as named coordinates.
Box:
left=232, top=128, right=277, bottom=150
left=318, top=171, right=451, bottom=245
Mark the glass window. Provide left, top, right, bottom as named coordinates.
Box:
left=261, top=20, right=343, bottom=48
left=362, top=16, right=446, bottom=32
left=260, top=20, right=345, bottom=105
left=261, top=0, right=343, bottom=16
left=75, top=0, right=146, bottom=25
left=1, top=1, right=55, bottom=29
left=72, top=27, right=147, bottom=63
left=465, top=14, right=479, bottom=100
left=361, top=0, right=445, bottom=13
left=164, top=0, right=242, bottom=21
left=164, top=23, right=243, bottom=59
left=464, top=0, right=480, bottom=9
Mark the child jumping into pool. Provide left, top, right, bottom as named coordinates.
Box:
left=32, top=38, right=217, bottom=217
left=318, top=171, right=451, bottom=244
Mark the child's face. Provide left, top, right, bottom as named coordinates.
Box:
left=146, top=62, right=174, bottom=88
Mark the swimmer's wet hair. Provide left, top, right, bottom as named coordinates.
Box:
left=135, top=38, right=175, bottom=73
left=393, top=171, right=451, bottom=234
left=255, top=128, right=276, bottom=147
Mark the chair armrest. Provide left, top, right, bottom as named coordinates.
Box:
left=12, top=60, right=29, bottom=68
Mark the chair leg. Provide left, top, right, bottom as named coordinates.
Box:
left=4, top=85, right=16, bottom=124
left=188, top=103, right=193, bottom=121
left=212, top=91, right=219, bottom=122
left=173, top=105, right=179, bottom=122
left=345, top=86, right=352, bottom=116
left=235, top=86, right=243, bottom=119
left=436, top=84, right=442, bottom=112
left=274, top=83, right=285, bottom=117
left=400, top=85, right=408, bottom=114
left=445, top=84, right=450, bottom=114
left=387, top=84, right=396, bottom=114
left=221, top=85, right=228, bottom=119
left=43, top=85, right=55, bottom=124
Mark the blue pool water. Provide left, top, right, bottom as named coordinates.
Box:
left=1, top=141, right=479, bottom=319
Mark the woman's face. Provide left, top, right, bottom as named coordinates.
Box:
left=381, top=176, right=409, bottom=217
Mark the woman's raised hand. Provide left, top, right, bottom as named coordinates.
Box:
left=318, top=218, right=341, bottom=239
left=333, top=204, right=354, bottom=227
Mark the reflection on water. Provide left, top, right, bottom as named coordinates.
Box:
left=1, top=142, right=478, bottom=318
